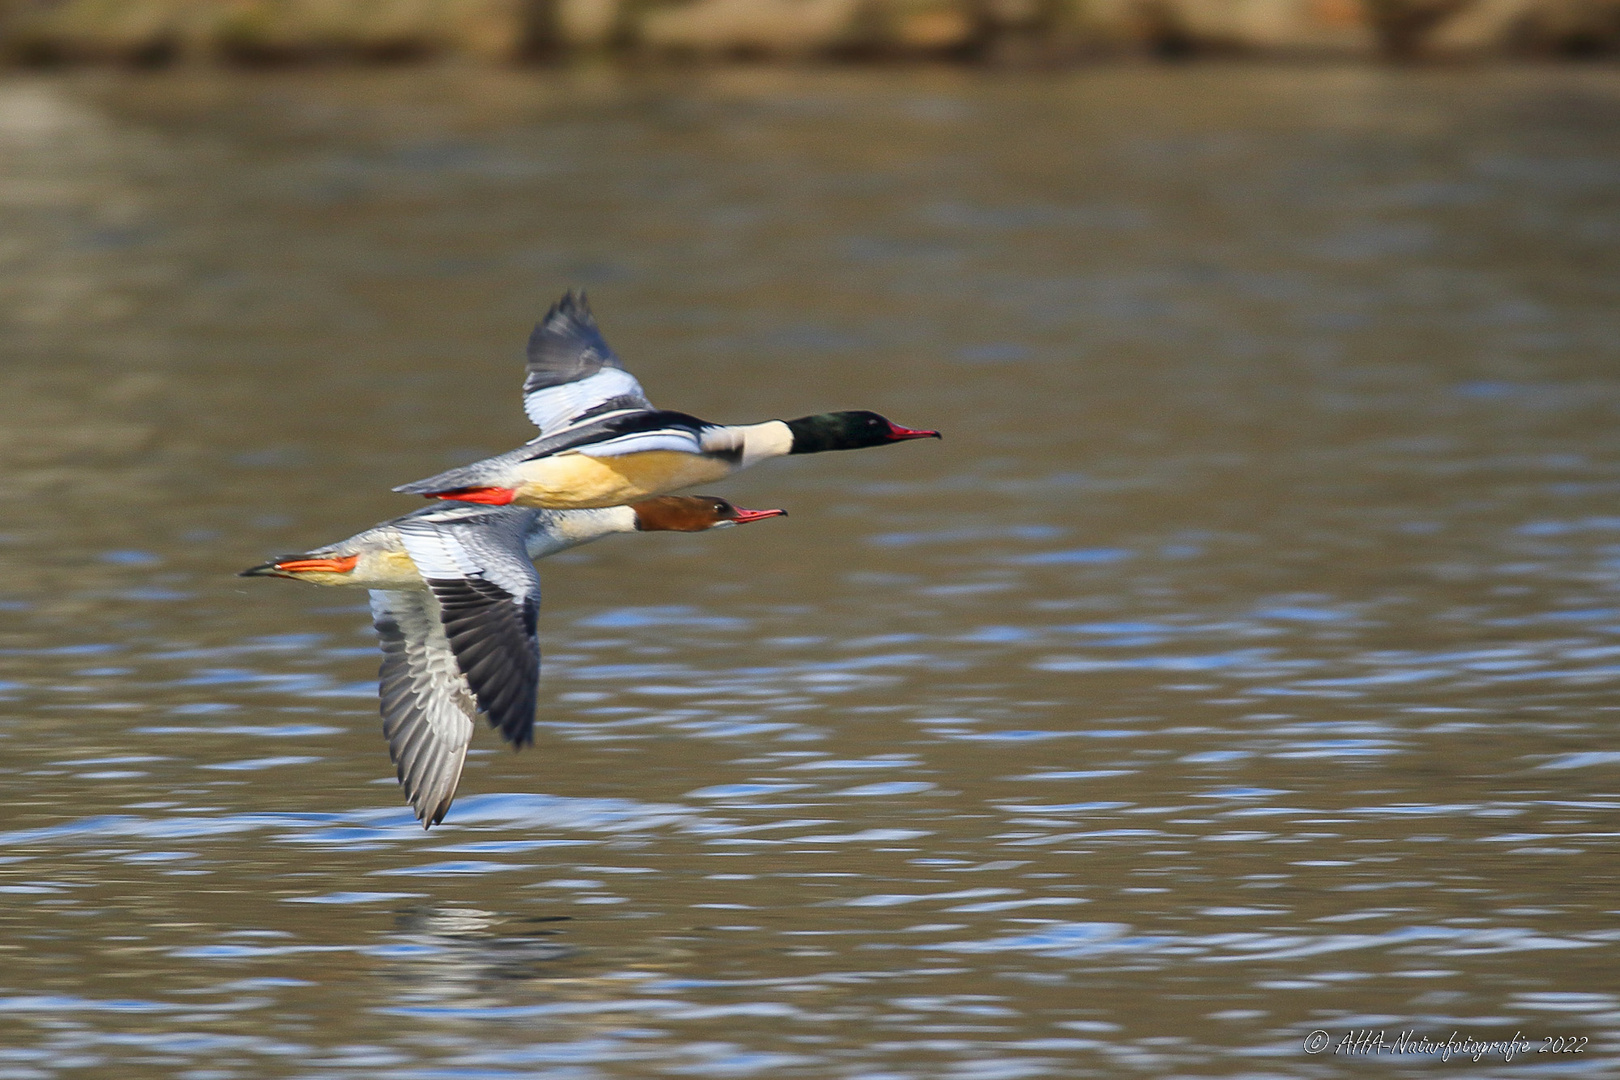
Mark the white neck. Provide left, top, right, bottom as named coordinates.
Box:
left=528, top=506, right=638, bottom=559
left=734, top=420, right=794, bottom=467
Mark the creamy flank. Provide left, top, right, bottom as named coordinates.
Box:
left=511, top=451, right=737, bottom=509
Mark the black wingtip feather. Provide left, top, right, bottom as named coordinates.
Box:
left=427, top=577, right=540, bottom=751
left=547, top=288, right=591, bottom=322
left=535, top=289, right=597, bottom=340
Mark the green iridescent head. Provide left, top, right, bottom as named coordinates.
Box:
left=785, top=411, right=940, bottom=454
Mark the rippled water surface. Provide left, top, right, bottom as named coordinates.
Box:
left=3, top=64, right=1620, bottom=1078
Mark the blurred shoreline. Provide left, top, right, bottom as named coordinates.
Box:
left=3, top=0, right=1620, bottom=69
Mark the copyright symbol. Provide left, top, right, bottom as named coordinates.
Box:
left=1303, top=1030, right=1331, bottom=1054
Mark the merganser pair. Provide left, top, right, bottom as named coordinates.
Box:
left=394, top=292, right=940, bottom=509
left=242, top=496, right=782, bottom=826
left=244, top=291, right=939, bottom=825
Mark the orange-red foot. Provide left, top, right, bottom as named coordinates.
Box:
left=429, top=487, right=517, bottom=506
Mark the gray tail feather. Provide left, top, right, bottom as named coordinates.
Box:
left=393, top=465, right=489, bottom=495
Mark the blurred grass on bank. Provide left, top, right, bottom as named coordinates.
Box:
left=2, top=0, right=1620, bottom=69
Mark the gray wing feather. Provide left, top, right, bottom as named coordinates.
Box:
left=523, top=291, right=653, bottom=436
left=394, top=511, right=543, bottom=748
left=394, top=508, right=540, bottom=599
left=370, top=589, right=475, bottom=828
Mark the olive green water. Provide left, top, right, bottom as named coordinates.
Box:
left=1, top=63, right=1619, bottom=1078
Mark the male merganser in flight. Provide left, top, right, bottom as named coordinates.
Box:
left=240, top=496, right=784, bottom=827
left=392, top=291, right=940, bottom=510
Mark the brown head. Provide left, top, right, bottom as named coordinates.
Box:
left=630, top=496, right=786, bottom=532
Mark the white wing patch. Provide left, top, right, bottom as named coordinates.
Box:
left=524, top=367, right=649, bottom=436
left=395, top=518, right=488, bottom=580
left=573, top=429, right=706, bottom=459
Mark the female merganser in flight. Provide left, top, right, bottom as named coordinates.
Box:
left=240, top=496, right=784, bottom=827
left=393, top=291, right=940, bottom=510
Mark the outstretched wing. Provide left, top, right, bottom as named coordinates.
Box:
left=369, top=589, right=476, bottom=828
left=523, top=291, right=653, bottom=436
left=394, top=509, right=543, bottom=748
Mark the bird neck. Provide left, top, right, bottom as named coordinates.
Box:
left=707, top=420, right=794, bottom=465
left=530, top=506, right=639, bottom=556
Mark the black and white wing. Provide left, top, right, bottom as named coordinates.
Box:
left=570, top=410, right=711, bottom=459
left=523, top=291, right=654, bottom=437
left=394, top=508, right=543, bottom=748
left=370, top=589, right=476, bottom=828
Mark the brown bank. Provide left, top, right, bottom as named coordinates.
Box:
left=2, top=0, right=1618, bottom=66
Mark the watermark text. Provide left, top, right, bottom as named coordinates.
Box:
left=1302, top=1029, right=1588, bottom=1062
